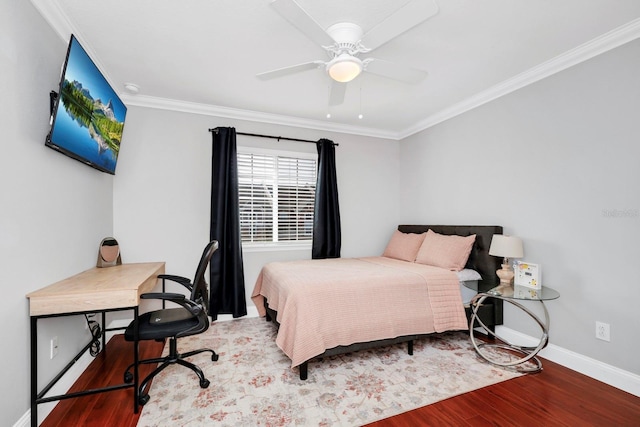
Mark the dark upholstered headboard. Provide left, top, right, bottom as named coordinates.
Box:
left=397, top=225, right=503, bottom=293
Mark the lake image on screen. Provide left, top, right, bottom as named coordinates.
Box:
left=49, top=37, right=126, bottom=173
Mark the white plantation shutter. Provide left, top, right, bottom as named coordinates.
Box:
left=277, top=156, right=316, bottom=242
left=237, top=152, right=275, bottom=242
left=237, top=149, right=316, bottom=244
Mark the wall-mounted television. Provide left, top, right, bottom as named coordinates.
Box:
left=46, top=35, right=127, bottom=175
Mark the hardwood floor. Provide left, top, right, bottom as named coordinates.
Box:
left=366, top=357, right=640, bottom=427
left=40, top=335, right=164, bottom=427
left=41, top=335, right=640, bottom=426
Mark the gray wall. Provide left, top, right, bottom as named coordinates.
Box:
left=3, top=3, right=400, bottom=422
left=113, top=106, right=401, bottom=313
left=1, top=1, right=114, bottom=425
left=399, top=39, right=640, bottom=374
left=5, top=1, right=639, bottom=424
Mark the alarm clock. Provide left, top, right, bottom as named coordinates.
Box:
left=514, top=261, right=541, bottom=289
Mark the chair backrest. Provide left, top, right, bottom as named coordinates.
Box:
left=191, top=240, right=219, bottom=314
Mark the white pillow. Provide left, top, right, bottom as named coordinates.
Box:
left=457, top=269, right=482, bottom=282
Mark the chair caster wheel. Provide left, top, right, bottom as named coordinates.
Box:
left=200, top=379, right=210, bottom=388
left=138, top=394, right=150, bottom=406
left=212, top=354, right=219, bottom=362
left=124, top=372, right=133, bottom=383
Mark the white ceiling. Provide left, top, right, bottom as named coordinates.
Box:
left=31, top=0, right=640, bottom=139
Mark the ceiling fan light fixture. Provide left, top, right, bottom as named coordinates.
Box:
left=327, top=54, right=362, bottom=83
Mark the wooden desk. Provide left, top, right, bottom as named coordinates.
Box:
left=27, top=262, right=165, bottom=427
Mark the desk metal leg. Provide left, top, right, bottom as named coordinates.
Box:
left=133, top=306, right=139, bottom=413
left=30, top=306, right=142, bottom=424
left=470, top=294, right=549, bottom=373
left=30, top=317, right=38, bottom=427
left=102, top=311, right=107, bottom=352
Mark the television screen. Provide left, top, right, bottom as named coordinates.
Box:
left=46, top=35, right=127, bottom=175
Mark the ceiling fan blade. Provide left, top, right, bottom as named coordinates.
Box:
left=360, top=0, right=439, bottom=50
left=270, top=0, right=335, bottom=47
left=328, top=81, right=347, bottom=106
left=364, top=58, right=427, bottom=84
left=257, top=61, right=324, bottom=80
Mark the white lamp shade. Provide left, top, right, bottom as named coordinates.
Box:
left=489, top=235, right=523, bottom=258
left=327, top=54, right=362, bottom=83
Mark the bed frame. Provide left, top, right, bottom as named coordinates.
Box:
left=264, top=224, right=504, bottom=380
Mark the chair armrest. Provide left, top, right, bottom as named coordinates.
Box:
left=158, top=274, right=194, bottom=291
left=141, top=292, right=185, bottom=302
left=140, top=292, right=202, bottom=316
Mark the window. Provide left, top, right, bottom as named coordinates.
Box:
left=237, top=148, right=316, bottom=245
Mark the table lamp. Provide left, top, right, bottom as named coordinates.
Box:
left=489, top=234, right=523, bottom=285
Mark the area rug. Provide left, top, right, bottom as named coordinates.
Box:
left=137, top=317, right=522, bottom=426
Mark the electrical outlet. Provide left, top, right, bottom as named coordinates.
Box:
left=50, top=336, right=59, bottom=359
left=596, top=321, right=610, bottom=342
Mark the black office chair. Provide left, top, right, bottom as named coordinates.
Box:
left=124, top=240, right=219, bottom=405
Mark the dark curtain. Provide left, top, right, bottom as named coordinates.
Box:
left=312, top=138, right=341, bottom=259
left=209, top=127, right=247, bottom=319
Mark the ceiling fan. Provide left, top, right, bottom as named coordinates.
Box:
left=257, top=0, right=439, bottom=106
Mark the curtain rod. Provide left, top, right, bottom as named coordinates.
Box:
left=208, top=128, right=338, bottom=146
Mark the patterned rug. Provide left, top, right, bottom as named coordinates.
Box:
left=137, top=317, right=522, bottom=426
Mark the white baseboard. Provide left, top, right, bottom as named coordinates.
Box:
left=15, top=339, right=100, bottom=427
left=15, top=318, right=129, bottom=427
left=18, top=312, right=635, bottom=426
left=15, top=310, right=260, bottom=426
left=215, top=306, right=260, bottom=322
left=12, top=411, right=31, bottom=427
left=496, top=326, right=640, bottom=397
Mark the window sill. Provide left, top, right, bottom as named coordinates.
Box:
left=242, top=243, right=312, bottom=253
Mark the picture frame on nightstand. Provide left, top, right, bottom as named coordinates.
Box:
left=514, top=261, right=541, bottom=289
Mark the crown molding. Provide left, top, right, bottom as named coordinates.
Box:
left=119, top=94, right=399, bottom=140
left=29, top=0, right=397, bottom=140
left=399, top=17, right=640, bottom=139
left=30, top=0, right=120, bottom=95
left=29, top=0, right=73, bottom=41
left=31, top=0, right=640, bottom=141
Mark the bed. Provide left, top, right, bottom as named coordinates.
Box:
left=251, top=225, right=504, bottom=379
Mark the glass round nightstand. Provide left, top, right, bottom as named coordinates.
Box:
left=467, top=283, right=560, bottom=373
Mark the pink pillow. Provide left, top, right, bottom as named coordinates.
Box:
left=415, top=230, right=476, bottom=271
left=382, top=230, right=426, bottom=262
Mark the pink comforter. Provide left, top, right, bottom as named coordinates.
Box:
left=251, top=256, right=468, bottom=367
